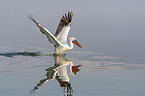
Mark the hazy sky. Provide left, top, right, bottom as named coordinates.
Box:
left=0, top=0, right=145, bottom=57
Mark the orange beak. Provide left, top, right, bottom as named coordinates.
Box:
left=72, top=40, right=83, bottom=48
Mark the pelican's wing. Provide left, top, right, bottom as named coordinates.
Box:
left=28, top=16, right=61, bottom=47
left=54, top=12, right=73, bottom=43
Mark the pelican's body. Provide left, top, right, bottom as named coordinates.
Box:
left=54, top=37, right=74, bottom=54
left=28, top=12, right=82, bottom=55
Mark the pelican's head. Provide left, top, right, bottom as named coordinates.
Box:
left=70, top=37, right=83, bottom=48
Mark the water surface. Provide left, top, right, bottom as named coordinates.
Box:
left=0, top=47, right=145, bottom=96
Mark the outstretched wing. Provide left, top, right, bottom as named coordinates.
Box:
left=54, top=12, right=73, bottom=43
left=28, top=15, right=61, bottom=47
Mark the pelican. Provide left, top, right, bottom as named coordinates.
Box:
left=28, top=12, right=82, bottom=55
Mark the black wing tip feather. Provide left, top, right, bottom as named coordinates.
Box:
left=61, top=11, right=73, bottom=25
left=68, top=11, right=73, bottom=22
left=28, top=14, right=40, bottom=27
left=55, top=12, right=74, bottom=37
left=27, top=14, right=35, bottom=21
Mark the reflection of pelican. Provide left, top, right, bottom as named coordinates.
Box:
left=28, top=12, right=82, bottom=55
left=32, top=55, right=81, bottom=95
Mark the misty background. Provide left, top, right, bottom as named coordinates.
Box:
left=0, top=0, right=145, bottom=62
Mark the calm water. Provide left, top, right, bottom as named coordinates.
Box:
left=0, top=47, right=145, bottom=96
left=1, top=0, right=145, bottom=96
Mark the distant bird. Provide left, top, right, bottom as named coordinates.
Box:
left=28, top=12, right=82, bottom=55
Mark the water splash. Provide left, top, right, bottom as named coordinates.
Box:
left=0, top=51, right=51, bottom=57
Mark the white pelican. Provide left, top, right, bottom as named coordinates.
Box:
left=28, top=12, right=82, bottom=55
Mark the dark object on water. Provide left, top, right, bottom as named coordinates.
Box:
left=0, top=51, right=45, bottom=57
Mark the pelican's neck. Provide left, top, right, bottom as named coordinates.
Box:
left=69, top=40, right=74, bottom=49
